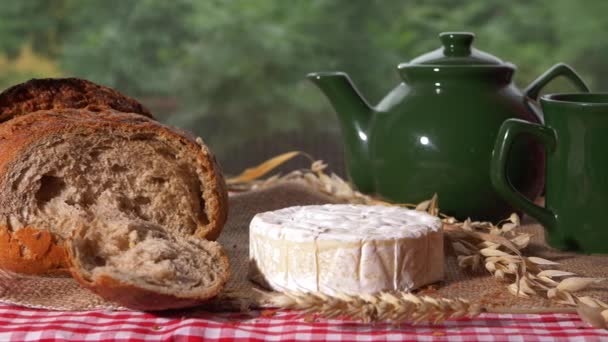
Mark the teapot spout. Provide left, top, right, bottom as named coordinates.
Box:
left=307, top=71, right=374, bottom=193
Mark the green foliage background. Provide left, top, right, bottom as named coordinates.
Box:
left=1, top=0, right=607, bottom=172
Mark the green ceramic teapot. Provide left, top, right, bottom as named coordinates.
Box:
left=308, top=32, right=589, bottom=221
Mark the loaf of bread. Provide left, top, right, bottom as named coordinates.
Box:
left=0, top=78, right=230, bottom=310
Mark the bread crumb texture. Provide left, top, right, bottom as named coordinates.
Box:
left=68, top=218, right=230, bottom=308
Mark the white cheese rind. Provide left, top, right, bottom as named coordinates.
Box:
left=249, top=204, right=444, bottom=295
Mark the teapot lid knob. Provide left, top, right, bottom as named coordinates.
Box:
left=439, top=32, right=474, bottom=57
left=404, top=31, right=506, bottom=66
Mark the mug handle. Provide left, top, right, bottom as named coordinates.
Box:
left=523, top=63, right=590, bottom=116
left=490, top=119, right=558, bottom=230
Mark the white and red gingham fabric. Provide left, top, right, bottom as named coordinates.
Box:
left=1, top=303, right=607, bottom=341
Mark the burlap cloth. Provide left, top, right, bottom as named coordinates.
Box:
left=1, top=182, right=607, bottom=311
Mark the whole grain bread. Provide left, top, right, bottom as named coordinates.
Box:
left=0, top=108, right=227, bottom=275
left=68, top=218, right=230, bottom=311
left=0, top=78, right=152, bottom=122
left=0, top=78, right=230, bottom=309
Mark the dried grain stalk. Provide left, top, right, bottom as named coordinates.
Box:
left=260, top=290, right=579, bottom=324
left=227, top=152, right=378, bottom=204
left=416, top=193, right=606, bottom=328
left=259, top=290, right=483, bottom=324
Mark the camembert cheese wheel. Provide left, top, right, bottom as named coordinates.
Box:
left=249, top=204, right=443, bottom=295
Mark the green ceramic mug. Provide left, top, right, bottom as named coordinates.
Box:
left=491, top=93, right=608, bottom=254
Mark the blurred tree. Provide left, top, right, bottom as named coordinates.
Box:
left=60, top=0, right=197, bottom=97
left=0, top=0, right=68, bottom=86
left=0, top=0, right=70, bottom=57
left=0, top=44, right=61, bottom=86
left=0, top=0, right=606, bottom=170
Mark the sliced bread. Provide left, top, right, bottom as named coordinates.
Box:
left=67, top=218, right=230, bottom=311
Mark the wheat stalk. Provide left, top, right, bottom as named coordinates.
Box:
left=418, top=196, right=608, bottom=327
left=259, top=290, right=484, bottom=324
left=228, top=156, right=376, bottom=204
left=260, top=290, right=583, bottom=324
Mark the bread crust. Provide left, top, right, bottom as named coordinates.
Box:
left=67, top=240, right=231, bottom=311
left=0, top=226, right=67, bottom=274
left=0, top=108, right=228, bottom=274
left=0, top=78, right=153, bottom=122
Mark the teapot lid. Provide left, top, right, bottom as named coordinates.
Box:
left=407, top=32, right=505, bottom=66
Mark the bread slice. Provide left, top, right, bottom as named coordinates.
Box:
left=0, top=108, right=227, bottom=274
left=0, top=78, right=152, bottom=122
left=67, top=218, right=230, bottom=311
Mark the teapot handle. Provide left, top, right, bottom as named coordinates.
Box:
left=523, top=63, right=590, bottom=117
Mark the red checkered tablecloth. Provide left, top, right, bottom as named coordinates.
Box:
left=1, top=304, right=607, bottom=341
